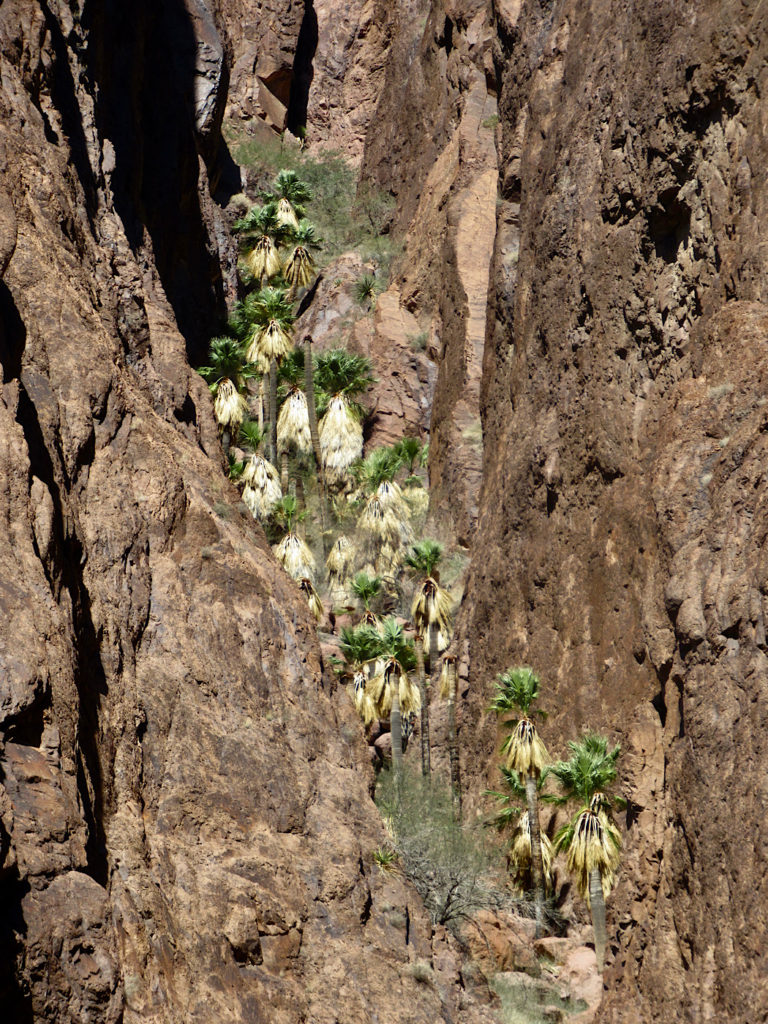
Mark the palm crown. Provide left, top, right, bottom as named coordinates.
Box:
left=351, top=571, right=382, bottom=611
left=490, top=667, right=548, bottom=778
left=198, top=336, right=257, bottom=388
left=263, top=169, right=314, bottom=213
left=314, top=349, right=375, bottom=415
left=405, top=539, right=442, bottom=578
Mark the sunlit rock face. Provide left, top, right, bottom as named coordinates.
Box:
left=458, top=1, right=768, bottom=1021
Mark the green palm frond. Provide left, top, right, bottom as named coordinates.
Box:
left=338, top=624, right=380, bottom=670
left=277, top=348, right=306, bottom=391
left=489, top=666, right=544, bottom=719
left=549, top=733, right=621, bottom=807
left=355, top=445, right=403, bottom=493
left=313, top=349, right=376, bottom=407
left=198, top=336, right=257, bottom=387
left=393, top=436, right=423, bottom=475
left=264, top=169, right=314, bottom=207
left=288, top=220, right=323, bottom=249
left=239, top=419, right=264, bottom=454
left=351, top=571, right=382, bottom=611
left=405, top=539, right=443, bottom=578
left=373, top=617, right=417, bottom=673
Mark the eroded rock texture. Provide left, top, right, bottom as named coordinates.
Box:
left=0, top=3, right=492, bottom=1023
left=458, top=1, right=768, bottom=1021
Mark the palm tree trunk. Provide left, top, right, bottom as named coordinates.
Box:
left=390, top=673, right=403, bottom=775
left=589, top=868, right=607, bottom=972
left=303, top=334, right=328, bottom=557
left=257, top=379, right=265, bottom=431
left=428, top=623, right=438, bottom=673
left=415, top=635, right=430, bottom=777
left=281, top=450, right=289, bottom=492
left=446, top=660, right=461, bottom=819
left=269, top=358, right=278, bottom=467
left=525, top=773, right=546, bottom=939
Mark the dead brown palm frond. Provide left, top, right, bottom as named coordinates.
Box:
left=439, top=657, right=456, bottom=700
left=319, top=395, right=363, bottom=480
left=398, top=671, right=422, bottom=717
left=358, top=494, right=404, bottom=547
left=274, top=532, right=316, bottom=581
left=411, top=577, right=453, bottom=639
left=505, top=718, right=549, bottom=777
left=299, top=577, right=324, bottom=622
left=275, top=197, right=300, bottom=231
left=277, top=387, right=312, bottom=454
left=326, top=535, right=354, bottom=578
left=283, top=245, right=316, bottom=293
left=509, top=811, right=555, bottom=891
left=375, top=542, right=403, bottom=576
left=241, top=455, right=282, bottom=519
left=213, top=378, right=247, bottom=432
left=248, top=319, right=294, bottom=364
left=246, top=235, right=282, bottom=281
left=562, top=809, right=622, bottom=904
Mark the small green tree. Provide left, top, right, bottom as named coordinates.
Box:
left=548, top=734, right=623, bottom=972
left=489, top=666, right=549, bottom=937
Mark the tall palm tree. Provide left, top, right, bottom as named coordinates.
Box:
left=405, top=539, right=452, bottom=669
left=439, top=656, right=462, bottom=816
left=233, top=202, right=286, bottom=285
left=241, top=287, right=295, bottom=465
left=548, top=734, right=623, bottom=972
left=486, top=767, right=555, bottom=895
left=356, top=447, right=412, bottom=562
left=283, top=222, right=322, bottom=298
left=337, top=623, right=380, bottom=727
left=489, top=666, right=549, bottom=937
left=198, top=336, right=257, bottom=443
left=262, top=169, right=314, bottom=230
left=368, top=618, right=420, bottom=771
left=314, top=350, right=375, bottom=484
left=272, top=495, right=315, bottom=581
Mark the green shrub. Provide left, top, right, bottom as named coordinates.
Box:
left=376, top=768, right=525, bottom=930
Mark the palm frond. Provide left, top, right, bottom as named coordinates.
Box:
left=326, top=535, right=354, bottom=578
left=213, top=378, right=247, bottom=431
left=299, top=577, right=324, bottom=622
left=319, top=395, right=363, bottom=479
left=273, top=532, right=316, bottom=581
left=405, top=539, right=443, bottom=578
left=277, top=387, right=311, bottom=454
left=314, top=349, right=376, bottom=401
left=411, top=578, right=452, bottom=637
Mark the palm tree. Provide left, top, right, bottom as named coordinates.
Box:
left=233, top=202, right=285, bottom=285
left=489, top=666, right=549, bottom=937
left=272, top=495, right=315, bottom=581
left=198, top=336, right=257, bottom=442
left=368, top=618, right=420, bottom=771
left=486, top=767, right=555, bottom=895
left=238, top=420, right=281, bottom=521
left=356, top=447, right=412, bottom=561
left=241, top=287, right=295, bottom=465
left=283, top=222, right=322, bottom=298
left=262, top=169, right=313, bottom=230
left=326, top=535, right=354, bottom=605
left=405, top=540, right=452, bottom=669
left=314, top=350, right=375, bottom=484
left=337, top=623, right=380, bottom=727
left=439, top=656, right=462, bottom=816
left=351, top=571, right=382, bottom=626
left=549, top=734, right=623, bottom=972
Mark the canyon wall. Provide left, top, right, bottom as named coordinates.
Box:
left=459, top=0, right=768, bottom=1021
left=0, top=2, right=492, bottom=1022
left=1, top=0, right=766, bottom=1021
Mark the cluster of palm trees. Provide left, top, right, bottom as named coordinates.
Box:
left=488, top=667, right=623, bottom=971
left=333, top=533, right=459, bottom=803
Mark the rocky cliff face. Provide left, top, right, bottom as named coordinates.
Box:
left=0, top=3, right=493, bottom=1022
left=458, top=1, right=768, bottom=1021
left=2, top=0, right=765, bottom=1021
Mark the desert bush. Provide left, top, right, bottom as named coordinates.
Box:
left=376, top=768, right=525, bottom=930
